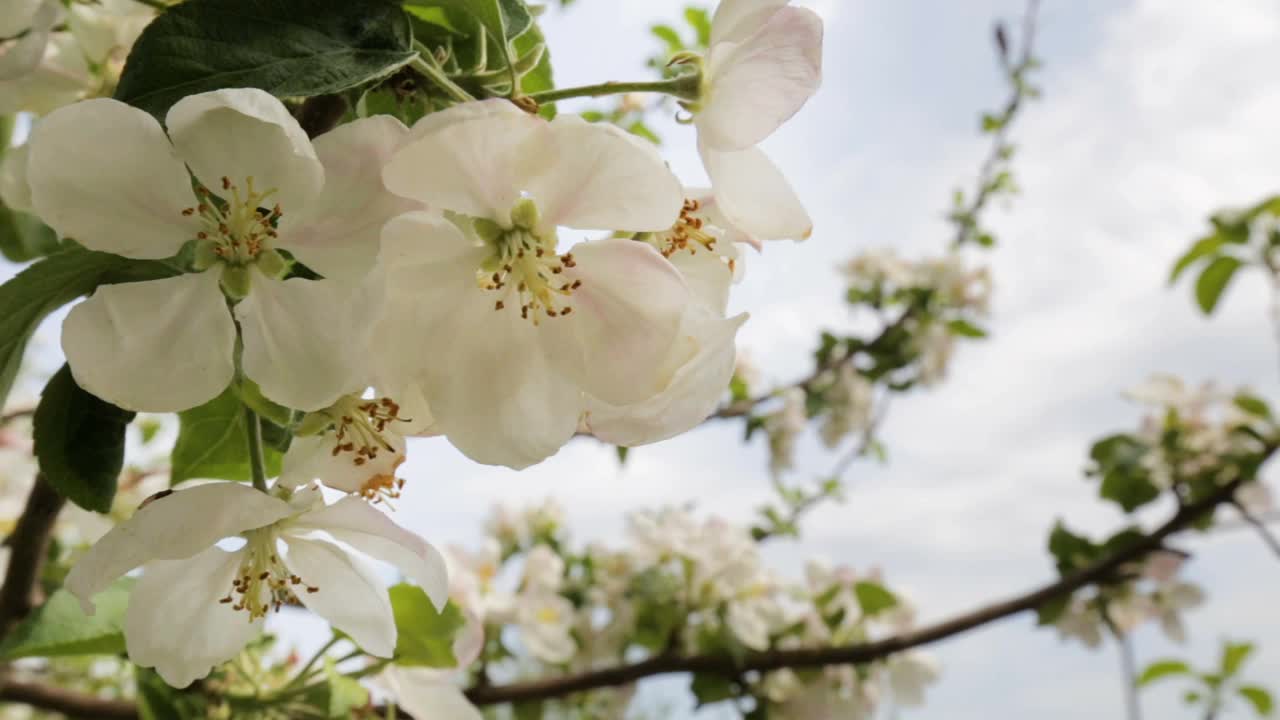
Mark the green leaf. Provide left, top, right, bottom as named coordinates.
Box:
left=170, top=386, right=283, bottom=484
left=34, top=366, right=135, bottom=513
left=650, top=24, right=683, bottom=53
left=1035, top=593, right=1071, bottom=626
left=115, top=0, right=416, bottom=119
left=1136, top=660, right=1191, bottom=687
left=1047, top=521, right=1099, bottom=575
left=513, top=21, right=554, bottom=116
left=0, top=578, right=132, bottom=660
left=1223, top=641, right=1256, bottom=677
left=324, top=657, right=370, bottom=718
left=683, top=7, right=712, bottom=48
left=1099, top=468, right=1161, bottom=513
left=946, top=318, right=988, bottom=338
left=409, top=0, right=532, bottom=44
left=389, top=584, right=466, bottom=667
left=1090, top=434, right=1160, bottom=513
left=690, top=673, right=738, bottom=707
left=853, top=581, right=898, bottom=616
left=0, top=205, right=61, bottom=263
left=1194, top=255, right=1244, bottom=314
left=1170, top=234, right=1227, bottom=284
left=615, top=445, right=630, bottom=464
left=1234, top=393, right=1273, bottom=420
left=1239, top=686, right=1275, bottom=717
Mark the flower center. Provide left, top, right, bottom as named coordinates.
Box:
left=220, top=528, right=315, bottom=619
left=536, top=605, right=562, bottom=625
left=326, top=397, right=404, bottom=467
left=183, top=176, right=282, bottom=265
left=475, top=199, right=582, bottom=324
left=651, top=199, right=732, bottom=270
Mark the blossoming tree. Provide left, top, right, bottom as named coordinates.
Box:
left=0, top=0, right=1275, bottom=718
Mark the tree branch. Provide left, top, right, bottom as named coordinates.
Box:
left=0, top=474, right=65, bottom=638
left=0, top=680, right=137, bottom=719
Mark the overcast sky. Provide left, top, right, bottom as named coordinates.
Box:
left=4, top=1, right=1280, bottom=718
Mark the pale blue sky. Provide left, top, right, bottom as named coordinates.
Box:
left=4, top=1, right=1280, bottom=718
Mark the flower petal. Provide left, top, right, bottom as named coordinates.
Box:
left=0, top=0, right=58, bottom=80
left=545, top=238, right=689, bottom=406
left=0, top=0, right=45, bottom=40
left=383, top=101, right=545, bottom=220
left=279, top=115, right=421, bottom=282
left=387, top=670, right=483, bottom=720
left=667, top=240, right=740, bottom=314
left=166, top=88, right=323, bottom=220
left=710, top=0, right=789, bottom=47
left=525, top=115, right=683, bottom=232
left=283, top=536, right=396, bottom=658
left=27, top=98, right=196, bottom=258
left=61, top=271, right=236, bottom=413
left=65, top=482, right=293, bottom=614
left=700, top=6, right=823, bottom=150
left=287, top=496, right=448, bottom=609
left=125, top=546, right=263, bottom=688
left=585, top=309, right=745, bottom=446
left=404, top=95, right=525, bottom=142
left=278, top=432, right=405, bottom=495
left=700, top=141, right=812, bottom=242
left=0, top=33, right=94, bottom=116
left=236, top=273, right=379, bottom=412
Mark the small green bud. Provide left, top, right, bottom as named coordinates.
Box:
left=473, top=217, right=505, bottom=244
left=220, top=264, right=252, bottom=300
left=255, top=248, right=288, bottom=278
left=510, top=197, right=540, bottom=231
left=192, top=239, right=221, bottom=271
left=294, top=410, right=334, bottom=436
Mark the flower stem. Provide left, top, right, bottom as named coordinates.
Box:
left=410, top=54, right=475, bottom=103
left=286, top=636, right=341, bottom=689
left=529, top=76, right=700, bottom=105
left=244, top=406, right=268, bottom=493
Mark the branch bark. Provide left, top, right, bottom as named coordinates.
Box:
left=0, top=680, right=137, bottom=719
left=0, top=474, right=65, bottom=638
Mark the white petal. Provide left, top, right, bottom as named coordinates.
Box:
left=125, top=546, right=263, bottom=688
left=667, top=241, right=739, bottom=314
left=279, top=432, right=405, bottom=495
left=283, top=536, right=396, bottom=657
left=383, top=102, right=545, bottom=220
left=65, top=483, right=293, bottom=614
left=377, top=212, right=581, bottom=468
left=61, top=271, right=236, bottom=413
left=690, top=189, right=763, bottom=250
left=0, top=32, right=94, bottom=116
left=27, top=98, right=196, bottom=258
left=526, top=115, right=683, bottom=232
left=287, top=496, right=449, bottom=609
left=0, top=141, right=32, bottom=212
left=0, top=0, right=45, bottom=39
left=388, top=671, right=483, bottom=720
left=700, top=6, right=823, bottom=151
left=236, top=273, right=378, bottom=412
left=166, top=89, right=323, bottom=220
left=546, top=238, right=689, bottom=406
left=585, top=309, right=745, bottom=446
left=700, top=142, right=812, bottom=242
left=710, top=0, right=789, bottom=47
left=404, top=95, right=525, bottom=142
left=0, top=0, right=58, bottom=80
left=280, top=115, right=421, bottom=282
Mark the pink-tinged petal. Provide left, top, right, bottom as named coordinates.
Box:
left=384, top=102, right=545, bottom=220
left=543, top=238, right=689, bottom=406
left=283, top=536, right=396, bottom=657
left=61, top=271, right=236, bottom=413
left=700, top=6, right=823, bottom=151
left=526, top=115, right=683, bottom=232
left=278, top=431, right=405, bottom=495
left=700, top=141, right=812, bottom=242
left=279, top=115, right=422, bottom=282
left=125, top=546, right=263, bottom=688
left=166, top=88, right=323, bottom=220
left=65, top=482, right=293, bottom=614
left=27, top=98, right=197, bottom=258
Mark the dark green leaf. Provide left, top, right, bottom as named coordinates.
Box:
left=170, top=387, right=284, bottom=484
left=0, top=205, right=61, bottom=263
left=1194, top=255, right=1244, bottom=314
left=1047, top=521, right=1099, bottom=575
left=0, top=246, right=178, bottom=411
left=1035, top=593, right=1071, bottom=626
left=1239, top=686, right=1275, bottom=717
left=1223, top=641, right=1255, bottom=677
left=389, top=584, right=465, bottom=667
left=0, top=578, right=132, bottom=660
left=513, top=701, right=544, bottom=720
left=690, top=673, right=738, bottom=707
left=853, top=581, right=898, bottom=615
left=512, top=21, right=554, bottom=116
left=1136, top=659, right=1191, bottom=687
left=1099, top=469, right=1161, bottom=513
left=116, top=0, right=416, bottom=119
left=34, top=366, right=135, bottom=513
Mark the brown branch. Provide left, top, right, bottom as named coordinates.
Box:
left=460, top=476, right=1243, bottom=706
left=0, top=680, right=137, bottom=719
left=0, top=474, right=65, bottom=638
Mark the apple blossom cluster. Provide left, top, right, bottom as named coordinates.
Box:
left=412, top=502, right=939, bottom=718
left=0, top=0, right=827, bottom=694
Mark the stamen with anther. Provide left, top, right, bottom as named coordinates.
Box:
left=182, top=176, right=284, bottom=268
left=219, top=529, right=315, bottom=619
left=476, top=199, right=583, bottom=325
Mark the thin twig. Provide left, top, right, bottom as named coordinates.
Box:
left=0, top=474, right=65, bottom=638
left=1230, top=500, right=1280, bottom=560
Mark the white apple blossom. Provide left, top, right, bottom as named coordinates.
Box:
left=379, top=99, right=690, bottom=468
left=819, top=364, right=875, bottom=449
left=63, top=482, right=448, bottom=688
left=522, top=544, right=565, bottom=593
left=1150, top=580, right=1205, bottom=644
left=27, top=88, right=416, bottom=413
left=445, top=540, right=515, bottom=623
left=683, top=0, right=823, bottom=246
left=886, top=651, right=941, bottom=707
left=517, top=592, right=578, bottom=664
left=765, top=387, right=807, bottom=476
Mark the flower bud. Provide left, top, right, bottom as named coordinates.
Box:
left=510, top=197, right=540, bottom=231
left=220, top=264, right=253, bottom=300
